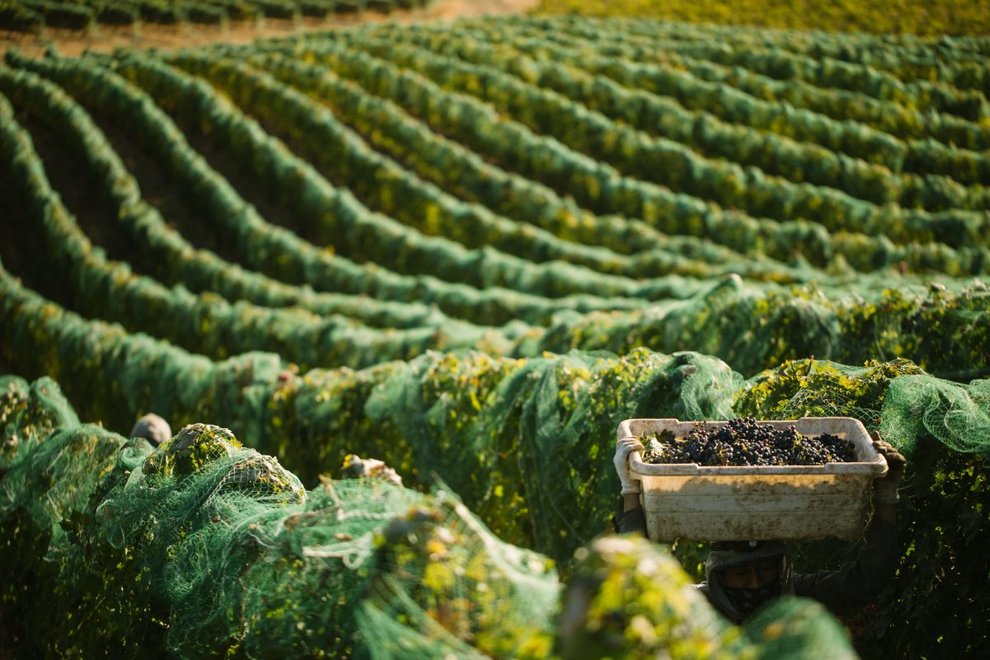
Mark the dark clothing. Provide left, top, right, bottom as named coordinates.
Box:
left=612, top=506, right=648, bottom=536
left=789, top=518, right=898, bottom=616
left=613, top=504, right=898, bottom=620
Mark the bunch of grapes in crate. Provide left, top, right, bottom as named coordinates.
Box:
left=640, top=418, right=857, bottom=466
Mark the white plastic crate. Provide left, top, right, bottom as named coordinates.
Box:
left=619, top=417, right=888, bottom=542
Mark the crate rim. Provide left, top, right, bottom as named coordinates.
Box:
left=620, top=416, right=888, bottom=477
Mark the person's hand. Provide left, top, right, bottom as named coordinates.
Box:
left=614, top=436, right=644, bottom=495
left=872, top=435, right=906, bottom=504
left=341, top=454, right=403, bottom=487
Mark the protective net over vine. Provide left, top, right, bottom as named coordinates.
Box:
left=0, top=375, right=562, bottom=657
left=0, top=11, right=988, bottom=657
left=2, top=374, right=864, bottom=658
left=4, top=336, right=986, bottom=655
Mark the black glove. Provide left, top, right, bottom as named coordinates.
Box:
left=871, top=434, right=906, bottom=504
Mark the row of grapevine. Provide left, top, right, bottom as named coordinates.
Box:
left=275, top=36, right=990, bottom=275
left=436, top=19, right=990, bottom=173
left=9, top=61, right=989, bottom=382
left=534, top=15, right=990, bottom=116
left=342, top=32, right=990, bottom=247
left=377, top=25, right=990, bottom=212
left=653, top=50, right=987, bottom=149
left=619, top=15, right=942, bottom=43
left=591, top=14, right=990, bottom=56
left=530, top=0, right=990, bottom=38
left=14, top=1, right=95, bottom=30
left=0, top=0, right=429, bottom=33
left=619, top=17, right=990, bottom=94
left=595, top=16, right=990, bottom=94
left=8, top=53, right=660, bottom=326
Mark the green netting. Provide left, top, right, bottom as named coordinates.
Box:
left=557, top=534, right=861, bottom=659
left=742, top=597, right=857, bottom=660
left=2, top=341, right=988, bottom=656
left=0, top=14, right=988, bottom=657
left=732, top=358, right=990, bottom=657
left=526, top=275, right=990, bottom=380
left=0, top=375, right=78, bottom=472
left=196, top=343, right=742, bottom=566
left=733, top=358, right=927, bottom=430
left=2, top=374, right=861, bottom=658
left=880, top=375, right=990, bottom=454
left=733, top=356, right=990, bottom=456
left=556, top=535, right=745, bottom=658
left=0, top=388, right=561, bottom=656
left=3, top=306, right=987, bottom=660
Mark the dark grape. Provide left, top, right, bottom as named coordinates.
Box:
left=641, top=418, right=857, bottom=466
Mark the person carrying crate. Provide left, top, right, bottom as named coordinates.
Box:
left=612, top=433, right=907, bottom=623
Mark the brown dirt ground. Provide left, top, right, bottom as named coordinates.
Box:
left=0, top=0, right=539, bottom=57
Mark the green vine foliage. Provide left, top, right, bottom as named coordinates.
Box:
left=557, top=535, right=747, bottom=659
left=556, top=535, right=857, bottom=659
left=2, top=375, right=867, bottom=658
left=261, top=347, right=740, bottom=562
left=0, top=376, right=563, bottom=657
left=864, top=442, right=989, bottom=657
left=3, top=268, right=989, bottom=660
left=531, top=276, right=990, bottom=380
left=732, top=357, right=925, bottom=429
left=731, top=358, right=990, bottom=657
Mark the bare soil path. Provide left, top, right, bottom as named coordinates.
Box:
left=1, top=0, right=539, bottom=57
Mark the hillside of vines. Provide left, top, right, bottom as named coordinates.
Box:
left=1, top=14, right=989, bottom=658
left=533, top=0, right=990, bottom=36
left=0, top=0, right=432, bottom=33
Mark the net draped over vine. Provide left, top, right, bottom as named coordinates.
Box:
left=0, top=375, right=561, bottom=658
left=1, top=374, right=864, bottom=658
left=0, top=12, right=988, bottom=657
left=2, top=261, right=989, bottom=654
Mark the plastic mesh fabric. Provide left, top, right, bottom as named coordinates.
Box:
left=743, top=598, right=857, bottom=660
left=731, top=357, right=990, bottom=658
left=0, top=374, right=79, bottom=472
left=557, top=534, right=856, bottom=659
left=1, top=374, right=869, bottom=658
left=733, top=358, right=926, bottom=432
left=881, top=375, right=990, bottom=455
left=0, top=385, right=563, bottom=657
